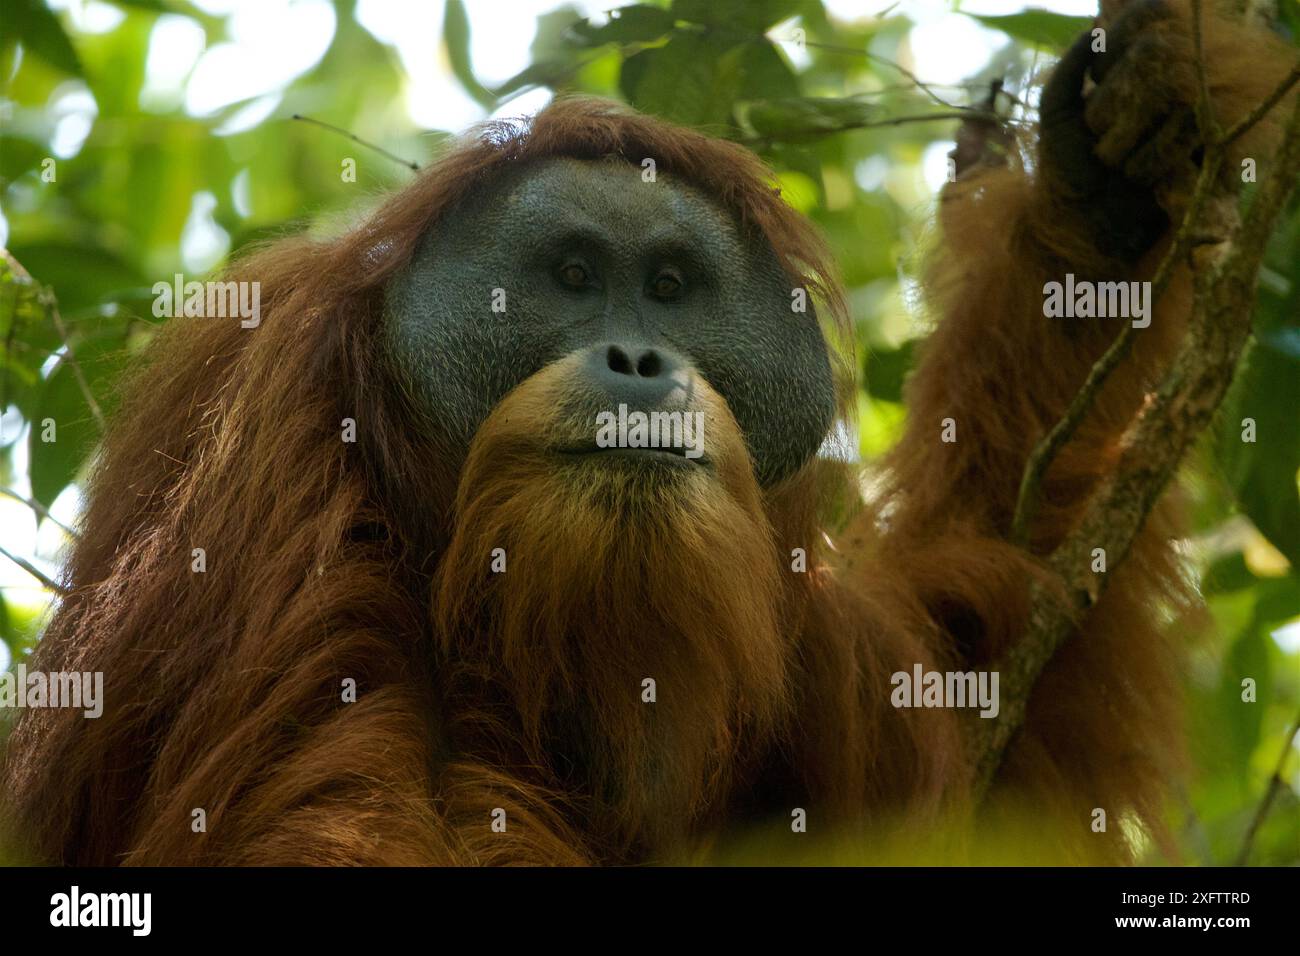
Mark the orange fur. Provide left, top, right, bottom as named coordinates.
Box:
left=1, top=3, right=1293, bottom=865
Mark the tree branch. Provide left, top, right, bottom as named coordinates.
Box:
left=796, top=39, right=972, bottom=112
left=0, top=545, right=67, bottom=595
left=0, top=487, right=77, bottom=538
left=1220, top=61, right=1300, bottom=147
left=1009, top=149, right=1224, bottom=545
left=743, top=110, right=1008, bottom=150
left=291, top=114, right=420, bottom=171
left=1235, top=708, right=1300, bottom=866
left=1010, top=18, right=1300, bottom=547
left=3, top=250, right=105, bottom=433
left=977, top=52, right=1300, bottom=801
left=1190, top=0, right=1221, bottom=141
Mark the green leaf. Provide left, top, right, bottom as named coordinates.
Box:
left=1279, top=0, right=1300, bottom=48
left=4, top=241, right=145, bottom=316
left=0, top=133, right=48, bottom=187
left=492, top=6, right=594, bottom=99
left=1202, top=551, right=1255, bottom=595
left=0, top=594, right=43, bottom=661
left=728, top=38, right=799, bottom=103
left=762, top=141, right=823, bottom=185
left=968, top=10, right=1092, bottom=51
left=0, top=251, right=63, bottom=420
left=102, top=0, right=175, bottom=12
left=739, top=96, right=877, bottom=142
left=67, top=4, right=151, bottom=118
left=570, top=5, right=675, bottom=46
left=443, top=0, right=496, bottom=109
left=1218, top=205, right=1300, bottom=568
left=7, top=0, right=84, bottom=76
left=0, top=594, right=14, bottom=662
left=863, top=340, right=915, bottom=403
left=671, top=0, right=808, bottom=32
left=1219, top=623, right=1268, bottom=770
left=493, top=60, right=574, bottom=98
left=620, top=32, right=742, bottom=128
left=1219, top=340, right=1300, bottom=568
left=1254, top=574, right=1300, bottom=625
left=28, top=330, right=126, bottom=507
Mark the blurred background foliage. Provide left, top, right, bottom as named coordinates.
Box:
left=0, top=0, right=1297, bottom=865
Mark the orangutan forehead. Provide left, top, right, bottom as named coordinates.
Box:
left=470, top=156, right=749, bottom=260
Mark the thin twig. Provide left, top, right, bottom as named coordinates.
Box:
left=793, top=37, right=1002, bottom=113
left=1235, top=708, right=1300, bottom=866
left=822, top=41, right=962, bottom=110
left=0, top=487, right=77, bottom=538
left=2, top=250, right=106, bottom=433
left=1219, top=61, right=1300, bottom=147
left=744, top=109, right=1005, bottom=149
left=1009, top=151, right=1223, bottom=545
left=3, top=247, right=104, bottom=429
left=1190, top=0, right=1220, bottom=141
left=45, top=294, right=105, bottom=432
left=835, top=110, right=1000, bottom=128
left=291, top=114, right=420, bottom=171
left=0, top=545, right=67, bottom=595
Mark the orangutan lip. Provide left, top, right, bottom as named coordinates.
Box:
left=557, top=446, right=709, bottom=468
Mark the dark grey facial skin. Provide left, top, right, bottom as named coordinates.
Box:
left=383, top=156, right=836, bottom=486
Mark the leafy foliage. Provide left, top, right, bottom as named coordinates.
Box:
left=0, top=0, right=1297, bottom=865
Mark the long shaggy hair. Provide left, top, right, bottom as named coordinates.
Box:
left=1, top=5, right=1291, bottom=864
left=434, top=354, right=791, bottom=856
left=0, top=98, right=864, bottom=865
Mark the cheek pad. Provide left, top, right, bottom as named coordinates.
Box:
left=385, top=194, right=836, bottom=486
left=384, top=239, right=568, bottom=456
left=688, top=278, right=835, bottom=485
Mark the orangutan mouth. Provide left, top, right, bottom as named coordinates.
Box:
left=557, top=444, right=710, bottom=468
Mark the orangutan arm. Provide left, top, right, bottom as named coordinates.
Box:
left=847, top=0, right=1297, bottom=858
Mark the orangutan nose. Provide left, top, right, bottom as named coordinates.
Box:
left=584, top=342, right=689, bottom=409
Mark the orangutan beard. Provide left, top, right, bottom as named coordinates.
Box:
left=431, top=355, right=792, bottom=853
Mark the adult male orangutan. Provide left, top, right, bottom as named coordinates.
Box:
left=1, top=0, right=1294, bottom=864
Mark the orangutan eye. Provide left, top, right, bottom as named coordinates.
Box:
left=649, top=269, right=684, bottom=299
left=558, top=262, right=590, bottom=289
